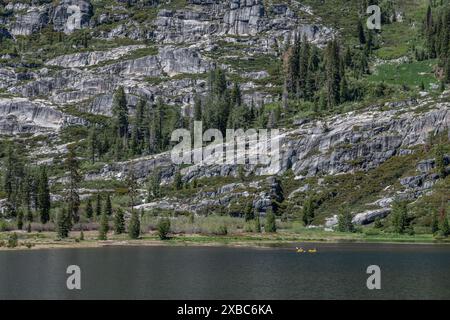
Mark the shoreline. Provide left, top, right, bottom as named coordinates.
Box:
left=2, top=232, right=450, bottom=251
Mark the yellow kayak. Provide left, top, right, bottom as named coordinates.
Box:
left=296, top=247, right=317, bottom=253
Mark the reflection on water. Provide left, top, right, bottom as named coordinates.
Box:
left=1, top=243, right=449, bottom=299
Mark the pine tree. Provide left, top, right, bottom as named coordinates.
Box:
left=302, top=197, right=315, bottom=226
left=230, top=82, right=242, bottom=107
left=112, top=86, right=129, bottom=139
left=157, top=217, right=171, bottom=240
left=374, top=217, right=383, bottom=229
left=113, top=208, right=125, bottom=234
left=193, top=94, right=202, bottom=121
left=357, top=19, right=366, bottom=44
left=324, top=40, right=342, bottom=108
left=88, top=126, right=97, bottom=164
left=38, top=166, right=51, bottom=224
left=95, top=194, right=102, bottom=217
left=254, top=213, right=261, bottom=233
left=265, top=208, right=276, bottom=232
left=65, top=145, right=81, bottom=224
left=147, top=171, right=162, bottom=201
left=98, top=211, right=109, bottom=240
left=85, top=198, right=93, bottom=219
left=126, top=170, right=138, bottom=213
left=391, top=200, right=409, bottom=234
left=26, top=207, right=33, bottom=223
left=435, top=144, right=447, bottom=177
left=128, top=210, right=140, bottom=239
left=244, top=202, right=254, bottom=221
left=337, top=207, right=355, bottom=232
left=174, top=170, right=183, bottom=190
left=105, top=193, right=112, bottom=216
left=431, top=212, right=439, bottom=234
left=439, top=207, right=450, bottom=237
left=57, top=208, right=71, bottom=239
left=17, top=210, right=24, bottom=230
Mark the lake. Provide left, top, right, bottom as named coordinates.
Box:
left=1, top=243, right=450, bottom=299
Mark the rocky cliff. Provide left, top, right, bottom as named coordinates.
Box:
left=0, top=0, right=449, bottom=227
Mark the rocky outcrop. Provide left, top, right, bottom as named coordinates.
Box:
left=352, top=208, right=391, bottom=225
left=9, top=5, right=50, bottom=36
left=52, top=0, right=93, bottom=34
left=45, top=45, right=146, bottom=68
left=5, top=0, right=93, bottom=36
left=0, top=98, right=84, bottom=134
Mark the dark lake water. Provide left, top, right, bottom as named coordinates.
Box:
left=1, top=243, right=450, bottom=299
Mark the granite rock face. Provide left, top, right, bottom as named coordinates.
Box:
left=0, top=98, right=84, bottom=134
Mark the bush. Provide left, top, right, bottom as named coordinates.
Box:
left=215, top=224, right=228, bottom=235
left=128, top=210, right=141, bottom=239
left=265, top=211, right=277, bottom=233
left=157, top=218, right=171, bottom=240
left=364, top=228, right=381, bottom=236
left=7, top=233, right=18, bottom=248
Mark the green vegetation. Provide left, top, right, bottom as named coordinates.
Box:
left=128, top=210, right=141, bottom=239
left=157, top=218, right=171, bottom=240
left=368, top=60, right=438, bottom=89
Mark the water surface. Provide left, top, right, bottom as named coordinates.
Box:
left=1, top=243, right=449, bottom=299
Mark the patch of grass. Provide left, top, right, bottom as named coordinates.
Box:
left=368, top=59, right=438, bottom=89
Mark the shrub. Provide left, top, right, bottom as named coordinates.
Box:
left=215, top=224, right=228, bottom=235
left=7, top=233, right=18, bottom=248
left=157, top=218, right=171, bottom=240
left=337, top=208, right=355, bottom=233
left=254, top=215, right=261, bottom=233
left=128, top=210, right=141, bottom=239
left=113, top=208, right=125, bottom=234
left=265, top=210, right=277, bottom=233
left=98, top=212, right=109, bottom=240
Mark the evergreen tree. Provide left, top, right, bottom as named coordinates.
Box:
left=174, top=170, right=183, bottom=190
left=391, top=200, right=409, bottom=234
left=265, top=208, right=277, bottom=232
left=26, top=207, right=33, bottom=223
left=193, top=94, right=202, bottom=121
left=431, top=212, right=439, bottom=234
left=95, top=194, right=102, bottom=217
left=244, top=202, right=254, bottom=221
left=98, top=211, right=109, bottom=240
left=435, top=144, right=447, bottom=177
left=147, top=171, right=162, bottom=201
left=337, top=208, right=355, bottom=232
left=357, top=19, right=366, bottom=44
left=128, top=210, right=140, bottom=239
left=157, top=217, right=171, bottom=240
left=374, top=217, right=383, bottom=229
left=126, top=170, right=138, bottom=212
left=88, top=126, right=97, bottom=164
left=113, top=208, right=125, bottom=234
left=65, top=145, right=81, bottom=224
left=230, top=82, right=242, bottom=107
left=38, top=166, right=51, bottom=224
left=85, top=198, right=93, bottom=219
left=254, top=213, right=261, bottom=233
left=17, top=210, right=23, bottom=230
left=324, top=40, right=343, bottom=108
left=112, top=86, right=129, bottom=139
left=57, top=208, right=71, bottom=239
left=439, top=207, right=450, bottom=237
left=302, top=197, right=315, bottom=226
left=105, top=193, right=112, bottom=216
